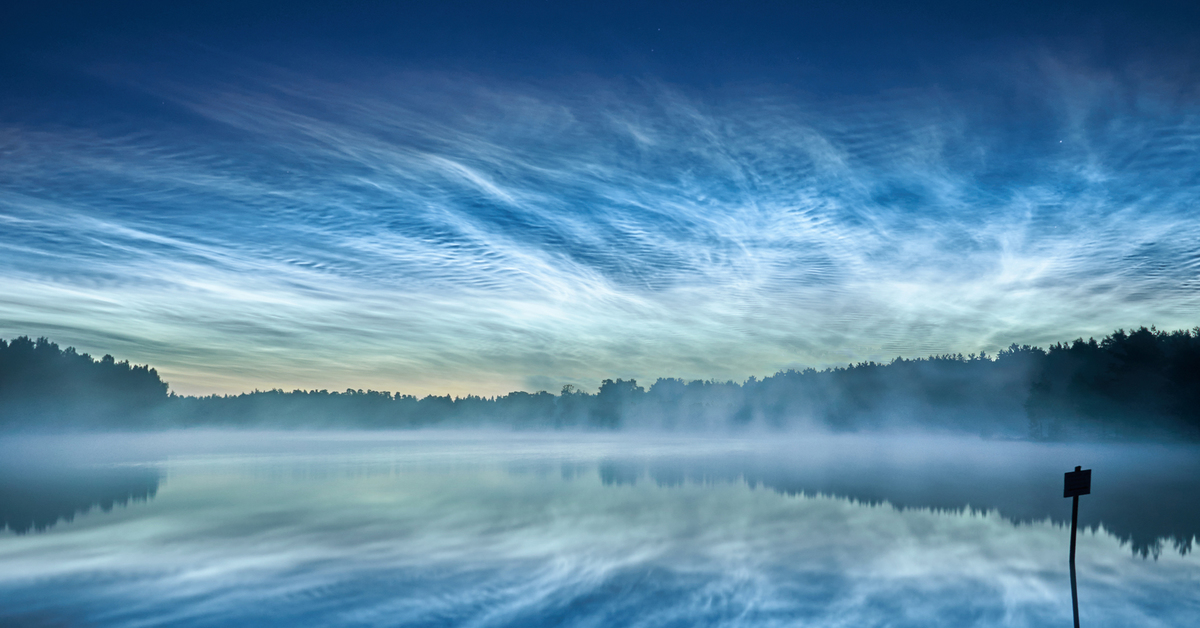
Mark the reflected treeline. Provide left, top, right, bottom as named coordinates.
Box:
left=591, top=447, right=1200, bottom=557
left=2, top=328, right=1199, bottom=440
left=0, top=464, right=162, bottom=534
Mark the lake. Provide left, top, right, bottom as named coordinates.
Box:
left=1, top=431, right=1198, bottom=627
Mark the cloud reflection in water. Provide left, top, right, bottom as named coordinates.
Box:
left=0, top=433, right=1196, bottom=627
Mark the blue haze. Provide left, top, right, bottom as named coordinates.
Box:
left=2, top=432, right=1198, bottom=627
left=1, top=3, right=1199, bottom=395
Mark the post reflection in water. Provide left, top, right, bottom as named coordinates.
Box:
left=0, top=432, right=1197, bottom=628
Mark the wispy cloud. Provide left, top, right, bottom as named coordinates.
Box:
left=1, top=59, right=1198, bottom=395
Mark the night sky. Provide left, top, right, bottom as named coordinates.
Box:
left=2, top=1, right=1198, bottom=396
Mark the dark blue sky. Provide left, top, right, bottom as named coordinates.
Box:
left=6, top=2, right=1196, bottom=86
left=2, top=1, right=1199, bottom=395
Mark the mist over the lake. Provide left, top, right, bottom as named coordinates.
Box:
left=4, top=2, right=1200, bottom=626
left=3, top=431, right=1198, bottom=627
left=4, top=328, right=1199, bottom=441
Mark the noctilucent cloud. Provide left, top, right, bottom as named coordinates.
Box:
left=2, top=2, right=1199, bottom=396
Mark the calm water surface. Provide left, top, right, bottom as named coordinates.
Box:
left=1, top=431, right=1198, bottom=627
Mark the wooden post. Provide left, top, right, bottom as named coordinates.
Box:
left=1069, top=491, right=1079, bottom=628
left=1063, top=465, right=1091, bottom=628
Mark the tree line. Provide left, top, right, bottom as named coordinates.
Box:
left=1, top=327, right=1198, bottom=439
left=0, top=336, right=168, bottom=429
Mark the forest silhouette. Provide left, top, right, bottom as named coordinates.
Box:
left=1, top=327, right=1198, bottom=439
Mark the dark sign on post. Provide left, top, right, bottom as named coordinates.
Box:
left=1064, top=465, right=1091, bottom=628
left=1064, top=467, right=1091, bottom=498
